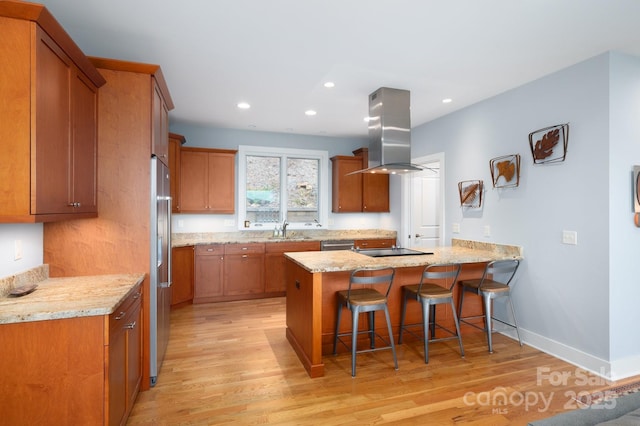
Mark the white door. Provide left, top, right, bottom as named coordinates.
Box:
left=409, top=160, right=442, bottom=249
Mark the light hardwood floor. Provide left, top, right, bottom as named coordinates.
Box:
left=128, top=297, right=630, bottom=425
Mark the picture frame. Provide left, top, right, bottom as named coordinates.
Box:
left=458, top=180, right=483, bottom=208
left=528, top=123, right=569, bottom=164
left=490, top=154, right=521, bottom=188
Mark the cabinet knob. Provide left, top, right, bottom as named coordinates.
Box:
left=115, top=311, right=126, bottom=320
left=133, top=292, right=141, bottom=299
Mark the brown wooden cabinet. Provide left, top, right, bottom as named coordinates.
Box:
left=180, top=148, right=237, bottom=214
left=224, top=243, right=265, bottom=296
left=331, top=148, right=389, bottom=213
left=43, top=57, right=175, bottom=391
left=108, top=285, right=143, bottom=426
left=0, top=284, right=142, bottom=425
left=354, top=238, right=396, bottom=250
left=194, top=244, right=224, bottom=303
left=265, top=241, right=321, bottom=293
left=171, top=245, right=194, bottom=307
left=152, top=84, right=170, bottom=165
left=0, top=6, right=105, bottom=222
left=168, top=133, right=186, bottom=213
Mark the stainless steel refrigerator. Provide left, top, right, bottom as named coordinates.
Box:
left=150, top=155, right=172, bottom=386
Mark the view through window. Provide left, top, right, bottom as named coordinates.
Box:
left=239, top=146, right=328, bottom=229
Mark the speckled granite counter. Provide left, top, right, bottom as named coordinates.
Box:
left=0, top=265, right=145, bottom=324
left=284, top=238, right=523, bottom=273
left=172, top=229, right=396, bottom=247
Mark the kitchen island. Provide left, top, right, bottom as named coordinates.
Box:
left=283, top=239, right=523, bottom=377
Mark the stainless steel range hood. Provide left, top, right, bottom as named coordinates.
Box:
left=350, top=87, right=423, bottom=175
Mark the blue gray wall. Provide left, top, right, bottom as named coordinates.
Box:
left=411, top=51, right=640, bottom=378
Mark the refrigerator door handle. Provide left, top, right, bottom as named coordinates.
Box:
left=158, top=195, right=172, bottom=288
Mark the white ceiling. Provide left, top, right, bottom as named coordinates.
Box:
left=39, top=0, right=640, bottom=138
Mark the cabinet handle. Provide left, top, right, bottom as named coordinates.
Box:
left=124, top=321, right=136, bottom=330
left=206, top=248, right=214, bottom=252
left=295, top=280, right=300, bottom=290
left=115, top=311, right=126, bottom=320
left=241, top=247, right=248, bottom=250
left=67, top=202, right=81, bottom=207
left=132, top=292, right=141, bottom=299
left=242, top=254, right=248, bottom=258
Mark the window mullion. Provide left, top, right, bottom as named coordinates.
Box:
left=280, top=154, right=288, bottom=222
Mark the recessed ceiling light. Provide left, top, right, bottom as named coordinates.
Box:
left=237, top=102, right=251, bottom=109
left=323, top=82, right=335, bottom=88
left=305, top=110, right=317, bottom=116
left=442, top=98, right=452, bottom=104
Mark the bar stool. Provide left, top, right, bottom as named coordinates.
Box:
left=457, top=259, right=522, bottom=353
left=332, top=267, right=398, bottom=377
left=398, top=263, right=464, bottom=363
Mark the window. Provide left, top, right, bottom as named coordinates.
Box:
left=238, top=146, right=328, bottom=230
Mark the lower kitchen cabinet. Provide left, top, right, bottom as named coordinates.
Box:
left=224, top=243, right=265, bottom=296
left=193, top=244, right=224, bottom=303
left=171, top=245, right=194, bottom=307
left=265, top=241, right=321, bottom=293
left=0, top=284, right=142, bottom=426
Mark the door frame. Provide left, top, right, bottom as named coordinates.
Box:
left=400, top=152, right=446, bottom=248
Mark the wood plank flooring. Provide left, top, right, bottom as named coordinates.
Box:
left=127, top=297, right=635, bottom=425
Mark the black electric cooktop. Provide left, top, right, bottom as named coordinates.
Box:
left=358, top=248, right=433, bottom=258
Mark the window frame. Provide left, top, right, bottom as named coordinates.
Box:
left=238, top=145, right=328, bottom=230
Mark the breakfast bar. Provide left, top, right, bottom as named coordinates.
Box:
left=283, top=239, right=523, bottom=378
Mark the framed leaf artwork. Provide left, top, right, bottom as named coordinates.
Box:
left=458, top=180, right=483, bottom=208
left=490, top=154, right=521, bottom=188
left=634, top=165, right=640, bottom=213
left=528, top=123, right=569, bottom=164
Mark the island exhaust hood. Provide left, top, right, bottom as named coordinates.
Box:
left=350, top=87, right=423, bottom=175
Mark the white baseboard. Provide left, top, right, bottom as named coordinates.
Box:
left=498, top=327, right=640, bottom=382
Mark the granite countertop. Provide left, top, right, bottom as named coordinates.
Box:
left=284, top=239, right=523, bottom=273
left=172, top=229, right=397, bottom=247
left=0, top=265, right=145, bottom=325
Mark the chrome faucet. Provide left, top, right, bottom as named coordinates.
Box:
left=282, top=219, right=289, bottom=238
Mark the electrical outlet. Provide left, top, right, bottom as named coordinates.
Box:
left=223, top=219, right=234, bottom=227
left=14, top=240, right=23, bottom=260
left=452, top=223, right=460, bottom=233
left=177, top=219, right=184, bottom=228
left=484, top=225, right=491, bottom=237
left=562, top=230, right=578, bottom=245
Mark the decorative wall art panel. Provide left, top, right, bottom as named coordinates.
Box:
left=458, top=180, right=483, bottom=208
left=490, top=154, right=521, bottom=188
left=528, top=123, right=569, bottom=164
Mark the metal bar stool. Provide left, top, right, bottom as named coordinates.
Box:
left=332, top=266, right=398, bottom=377
left=457, top=259, right=523, bottom=353
left=398, top=263, right=464, bottom=363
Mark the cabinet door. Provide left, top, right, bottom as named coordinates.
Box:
left=331, top=156, right=362, bottom=212
left=125, top=298, right=142, bottom=415
left=224, top=254, right=264, bottom=296
left=108, top=312, right=127, bottom=426
left=34, top=28, right=72, bottom=215
left=363, top=173, right=389, bottom=212
left=207, top=152, right=235, bottom=213
left=180, top=150, right=210, bottom=212
left=70, top=71, right=98, bottom=213
left=168, top=134, right=184, bottom=213
left=171, top=246, right=194, bottom=306
left=152, top=81, right=169, bottom=166
left=194, top=246, right=224, bottom=300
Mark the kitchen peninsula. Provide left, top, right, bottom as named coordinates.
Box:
left=283, top=239, right=523, bottom=377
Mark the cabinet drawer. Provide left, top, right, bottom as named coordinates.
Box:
left=224, top=243, right=265, bottom=255
left=355, top=238, right=396, bottom=249
left=265, top=241, right=321, bottom=253
left=195, top=244, right=224, bottom=256
left=110, top=284, right=142, bottom=331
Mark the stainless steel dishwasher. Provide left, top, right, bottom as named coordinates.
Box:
left=320, top=240, right=355, bottom=251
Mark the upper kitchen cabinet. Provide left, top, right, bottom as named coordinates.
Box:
left=331, top=148, right=389, bottom=213
left=180, top=147, right=237, bottom=214
left=152, top=85, right=170, bottom=165
left=169, top=133, right=186, bottom=213
left=0, top=3, right=106, bottom=222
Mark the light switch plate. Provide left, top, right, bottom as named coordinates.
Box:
left=452, top=223, right=460, bottom=233
left=562, top=230, right=577, bottom=245
left=484, top=225, right=491, bottom=237
left=14, top=240, right=22, bottom=260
